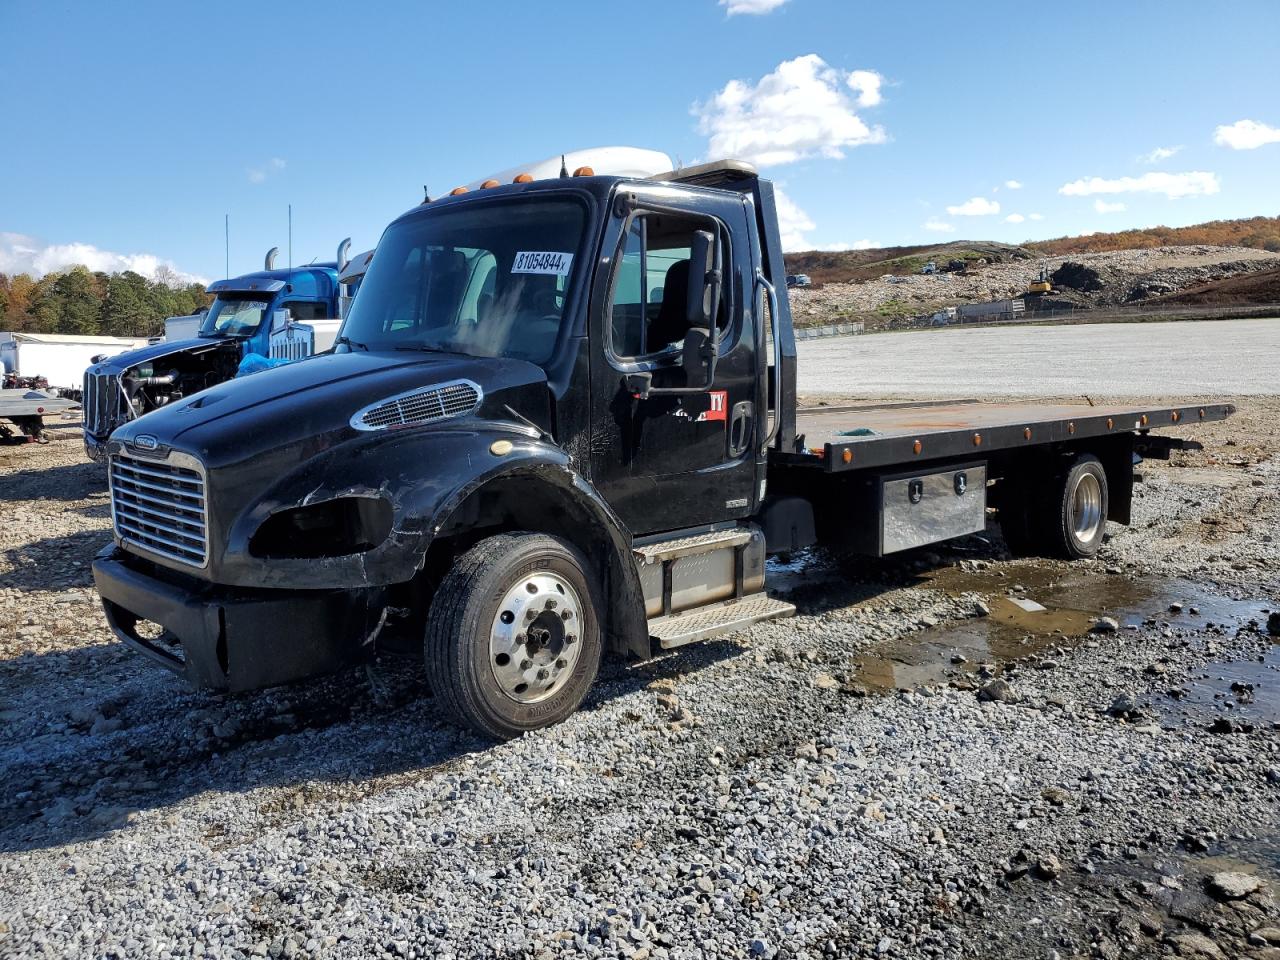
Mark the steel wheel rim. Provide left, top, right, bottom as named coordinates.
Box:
left=489, top=571, right=583, bottom=704
left=1071, top=472, right=1103, bottom=541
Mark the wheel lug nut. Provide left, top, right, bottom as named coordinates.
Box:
left=556, top=658, right=567, bottom=669
left=545, top=599, right=557, bottom=610
left=520, top=659, right=532, bottom=670
left=536, top=668, right=549, bottom=680
left=525, top=609, right=537, bottom=621
left=564, top=634, right=576, bottom=645
left=561, top=610, right=572, bottom=621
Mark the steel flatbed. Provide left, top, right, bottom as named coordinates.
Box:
left=777, top=399, right=1237, bottom=472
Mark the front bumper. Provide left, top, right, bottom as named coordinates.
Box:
left=93, top=545, right=381, bottom=692
left=84, top=432, right=108, bottom=463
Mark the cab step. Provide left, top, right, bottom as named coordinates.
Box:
left=633, top=528, right=752, bottom=564
left=648, top=593, right=796, bottom=650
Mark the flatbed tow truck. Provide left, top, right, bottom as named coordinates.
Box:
left=91, top=155, right=1233, bottom=739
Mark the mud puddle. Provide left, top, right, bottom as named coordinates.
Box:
left=847, top=561, right=1278, bottom=726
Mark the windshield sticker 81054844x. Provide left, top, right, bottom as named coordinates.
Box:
left=512, top=251, right=574, bottom=276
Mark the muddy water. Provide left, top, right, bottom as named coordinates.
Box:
left=837, top=560, right=1278, bottom=727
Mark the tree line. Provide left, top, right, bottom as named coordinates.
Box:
left=0, top=266, right=210, bottom=339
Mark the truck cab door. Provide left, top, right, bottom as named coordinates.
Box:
left=588, top=186, right=761, bottom=536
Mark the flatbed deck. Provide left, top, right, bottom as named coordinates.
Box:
left=782, top=399, right=1236, bottom=472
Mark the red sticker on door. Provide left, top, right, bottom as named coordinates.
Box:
left=699, top=390, right=728, bottom=422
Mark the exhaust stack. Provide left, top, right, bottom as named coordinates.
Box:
left=337, top=238, right=351, bottom=272
left=264, top=247, right=279, bottom=270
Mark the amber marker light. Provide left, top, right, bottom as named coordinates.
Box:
left=1023, top=427, right=1032, bottom=440
left=1068, top=422, right=1076, bottom=434
left=912, top=440, right=923, bottom=455
left=842, top=449, right=853, bottom=464
left=1140, top=414, right=1149, bottom=426
left=1171, top=411, right=1181, bottom=422
left=480, top=179, right=500, bottom=189
left=572, top=166, right=594, bottom=177
left=1106, top=418, right=1114, bottom=430
left=513, top=173, right=534, bottom=183
left=449, top=186, right=467, bottom=195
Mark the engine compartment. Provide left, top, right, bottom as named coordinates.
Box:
left=121, top=341, right=241, bottom=420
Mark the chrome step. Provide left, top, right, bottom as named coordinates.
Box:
left=634, top=528, right=752, bottom=565
left=648, top=593, right=796, bottom=649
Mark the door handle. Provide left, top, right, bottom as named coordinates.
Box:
left=729, top=400, right=754, bottom=457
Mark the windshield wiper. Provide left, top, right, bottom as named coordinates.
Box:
left=336, top=335, right=368, bottom=351
left=392, top=344, right=450, bottom=354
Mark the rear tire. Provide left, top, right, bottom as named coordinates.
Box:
left=1000, top=454, right=1109, bottom=559
left=1048, top=454, right=1108, bottom=559
left=424, top=532, right=602, bottom=740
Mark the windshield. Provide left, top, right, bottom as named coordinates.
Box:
left=339, top=196, right=587, bottom=363
left=200, top=296, right=272, bottom=338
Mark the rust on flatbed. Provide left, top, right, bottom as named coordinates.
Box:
left=779, top=399, right=1237, bottom=472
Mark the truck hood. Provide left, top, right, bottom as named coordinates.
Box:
left=110, top=349, right=552, bottom=467
left=87, top=335, right=238, bottom=375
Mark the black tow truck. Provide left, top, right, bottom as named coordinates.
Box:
left=92, top=159, right=1234, bottom=739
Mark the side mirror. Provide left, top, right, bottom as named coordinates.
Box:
left=270, top=309, right=291, bottom=333
left=685, top=229, right=722, bottom=331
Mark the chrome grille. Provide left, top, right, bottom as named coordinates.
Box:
left=111, top=452, right=208, bottom=567
left=351, top=380, right=482, bottom=431
left=83, top=370, right=124, bottom=437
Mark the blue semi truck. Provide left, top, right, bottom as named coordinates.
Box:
left=83, top=240, right=368, bottom=461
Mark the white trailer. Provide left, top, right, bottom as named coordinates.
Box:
left=0, top=332, right=147, bottom=394
left=163, top=313, right=205, bottom=342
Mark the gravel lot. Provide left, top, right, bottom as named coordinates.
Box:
left=798, top=318, right=1280, bottom=398
left=1, top=390, right=1278, bottom=959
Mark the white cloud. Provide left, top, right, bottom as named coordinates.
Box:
left=1058, top=171, right=1220, bottom=199
left=1094, top=199, right=1126, bottom=214
left=773, top=187, right=816, bottom=251
left=1139, top=145, right=1183, bottom=164
left=1213, top=119, right=1280, bottom=150
left=720, top=0, right=789, bottom=13
left=817, top=239, right=879, bottom=251
left=1004, top=213, right=1025, bottom=224
left=247, top=156, right=287, bottom=184
left=846, top=70, right=883, bottom=108
left=0, top=231, right=207, bottom=286
left=1028, top=213, right=1044, bottom=221
left=922, top=219, right=956, bottom=233
left=694, top=54, right=887, bottom=166
left=946, top=196, right=1000, bottom=216
left=1004, top=179, right=1023, bottom=190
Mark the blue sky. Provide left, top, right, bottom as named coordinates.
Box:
left=2, top=0, right=1279, bottom=283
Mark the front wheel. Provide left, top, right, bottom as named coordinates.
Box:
left=424, top=532, right=602, bottom=740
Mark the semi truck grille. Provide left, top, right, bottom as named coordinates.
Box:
left=83, top=370, right=124, bottom=437
left=111, top=453, right=208, bottom=567
left=351, top=380, right=482, bottom=431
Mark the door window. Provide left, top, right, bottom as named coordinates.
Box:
left=607, top=212, right=730, bottom=364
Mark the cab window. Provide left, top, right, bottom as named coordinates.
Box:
left=608, top=212, right=729, bottom=363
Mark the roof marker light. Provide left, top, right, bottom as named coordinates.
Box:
left=572, top=166, right=594, bottom=177
left=513, top=173, right=534, bottom=183
left=449, top=186, right=467, bottom=196
left=480, top=179, right=500, bottom=189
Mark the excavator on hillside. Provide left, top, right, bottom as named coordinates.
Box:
left=1027, top=262, right=1053, bottom=295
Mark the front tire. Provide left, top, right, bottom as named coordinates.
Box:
left=424, top=532, right=602, bottom=740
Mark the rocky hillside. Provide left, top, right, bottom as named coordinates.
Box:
left=789, top=245, right=1280, bottom=331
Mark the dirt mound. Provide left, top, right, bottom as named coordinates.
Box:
left=1150, top=266, right=1280, bottom=306
left=1051, top=262, right=1105, bottom=292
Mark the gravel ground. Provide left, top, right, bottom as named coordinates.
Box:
left=797, top=317, right=1280, bottom=398
left=1, top=397, right=1278, bottom=960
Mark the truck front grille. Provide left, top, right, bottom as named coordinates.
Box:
left=83, top=370, right=126, bottom=438
left=111, top=453, right=208, bottom=567
left=351, top=380, right=482, bottom=431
